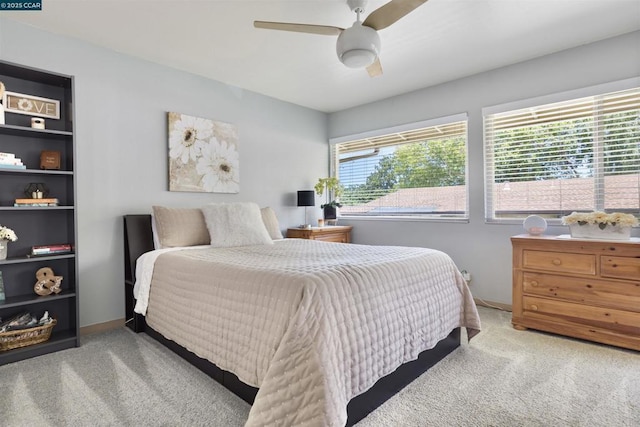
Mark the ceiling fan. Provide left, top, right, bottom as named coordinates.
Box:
left=254, top=0, right=428, bottom=77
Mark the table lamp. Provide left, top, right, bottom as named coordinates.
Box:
left=297, top=190, right=315, bottom=229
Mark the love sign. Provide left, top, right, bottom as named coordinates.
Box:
left=3, top=91, right=60, bottom=119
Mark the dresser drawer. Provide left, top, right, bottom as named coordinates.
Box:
left=601, top=255, right=640, bottom=281
left=522, top=272, right=640, bottom=313
left=523, top=296, right=640, bottom=334
left=523, top=250, right=596, bottom=275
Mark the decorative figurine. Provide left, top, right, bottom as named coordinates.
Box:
left=24, top=182, right=49, bottom=199
left=34, top=267, right=63, bottom=296
left=31, top=117, right=45, bottom=129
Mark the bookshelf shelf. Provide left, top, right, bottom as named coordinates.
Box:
left=0, top=168, right=73, bottom=175
left=0, top=123, right=73, bottom=139
left=0, top=253, right=75, bottom=265
left=0, top=206, right=74, bottom=211
left=0, top=290, right=76, bottom=310
left=0, top=330, right=77, bottom=365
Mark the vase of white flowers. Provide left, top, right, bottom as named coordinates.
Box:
left=561, top=212, right=638, bottom=241
left=0, top=225, right=18, bottom=260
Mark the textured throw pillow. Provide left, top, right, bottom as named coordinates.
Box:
left=152, top=206, right=210, bottom=248
left=261, top=207, right=284, bottom=240
left=202, top=202, right=274, bottom=247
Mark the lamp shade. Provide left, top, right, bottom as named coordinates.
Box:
left=297, top=190, right=315, bottom=207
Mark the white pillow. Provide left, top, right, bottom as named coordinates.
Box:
left=261, top=207, right=284, bottom=240
left=202, top=202, right=274, bottom=247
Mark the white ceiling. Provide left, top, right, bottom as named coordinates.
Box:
left=4, top=0, right=640, bottom=113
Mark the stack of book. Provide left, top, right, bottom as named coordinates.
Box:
left=14, top=198, right=59, bottom=207
left=30, top=244, right=73, bottom=256
left=0, top=152, right=26, bottom=170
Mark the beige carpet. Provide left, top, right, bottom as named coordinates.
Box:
left=358, top=307, right=639, bottom=426
left=1, top=306, right=638, bottom=426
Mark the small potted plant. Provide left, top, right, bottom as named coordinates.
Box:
left=315, top=177, right=343, bottom=221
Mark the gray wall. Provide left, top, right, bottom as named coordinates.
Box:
left=0, top=18, right=328, bottom=327
left=329, top=31, right=640, bottom=305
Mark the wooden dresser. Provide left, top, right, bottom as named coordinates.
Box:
left=286, top=226, right=352, bottom=243
left=511, top=234, right=640, bottom=351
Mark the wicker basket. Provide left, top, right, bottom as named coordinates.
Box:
left=0, top=319, right=56, bottom=351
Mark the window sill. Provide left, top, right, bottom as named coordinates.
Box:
left=338, top=215, right=469, bottom=224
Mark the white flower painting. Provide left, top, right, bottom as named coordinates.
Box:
left=168, top=112, right=239, bottom=193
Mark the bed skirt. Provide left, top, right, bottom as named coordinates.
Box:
left=140, top=322, right=460, bottom=426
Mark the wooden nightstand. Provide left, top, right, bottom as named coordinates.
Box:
left=287, top=226, right=353, bottom=243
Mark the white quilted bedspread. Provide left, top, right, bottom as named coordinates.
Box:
left=134, top=239, right=480, bottom=427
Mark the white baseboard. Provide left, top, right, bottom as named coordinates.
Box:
left=473, top=298, right=512, bottom=312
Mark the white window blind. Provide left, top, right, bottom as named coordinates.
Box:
left=332, top=117, right=468, bottom=219
left=484, top=86, right=640, bottom=222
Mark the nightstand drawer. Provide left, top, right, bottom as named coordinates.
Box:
left=286, top=226, right=352, bottom=243
left=522, top=272, right=640, bottom=313
left=601, top=256, right=640, bottom=281
left=523, top=250, right=596, bottom=275
left=312, top=232, right=350, bottom=243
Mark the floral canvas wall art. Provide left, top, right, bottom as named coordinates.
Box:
left=168, top=112, right=239, bottom=193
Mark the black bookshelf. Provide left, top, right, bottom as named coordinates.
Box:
left=0, top=60, right=79, bottom=365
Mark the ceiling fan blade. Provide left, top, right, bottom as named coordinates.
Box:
left=363, top=0, right=429, bottom=31
left=254, top=21, right=343, bottom=36
left=367, top=57, right=383, bottom=78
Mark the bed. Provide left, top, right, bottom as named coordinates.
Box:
left=123, top=204, right=480, bottom=426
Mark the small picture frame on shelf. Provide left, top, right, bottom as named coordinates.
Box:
left=40, top=150, right=61, bottom=170
left=3, top=91, right=60, bottom=120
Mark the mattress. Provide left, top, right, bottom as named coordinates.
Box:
left=134, top=238, right=480, bottom=426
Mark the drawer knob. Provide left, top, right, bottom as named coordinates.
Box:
left=530, top=280, right=538, bottom=287
left=552, top=259, right=562, bottom=266
left=530, top=304, right=539, bottom=311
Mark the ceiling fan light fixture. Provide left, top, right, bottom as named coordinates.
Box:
left=341, top=49, right=377, bottom=68
left=255, top=0, right=429, bottom=76
left=336, top=23, right=380, bottom=68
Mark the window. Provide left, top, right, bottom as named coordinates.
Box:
left=331, top=114, right=468, bottom=219
left=484, top=85, right=640, bottom=222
